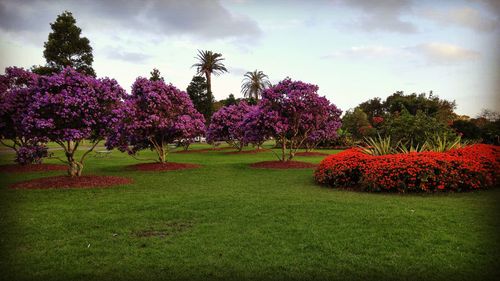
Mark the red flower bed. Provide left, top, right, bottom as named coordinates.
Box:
left=314, top=144, right=499, bottom=193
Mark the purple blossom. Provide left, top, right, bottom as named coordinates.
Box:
left=22, top=67, right=126, bottom=176
left=0, top=67, right=47, bottom=164
left=106, top=77, right=205, bottom=162
left=206, top=101, right=256, bottom=151
left=251, top=78, right=342, bottom=161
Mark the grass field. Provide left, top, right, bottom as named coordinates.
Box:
left=0, top=143, right=499, bottom=281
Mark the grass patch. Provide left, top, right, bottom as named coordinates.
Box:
left=0, top=142, right=499, bottom=281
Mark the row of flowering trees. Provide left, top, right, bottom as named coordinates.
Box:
left=0, top=67, right=206, bottom=176
left=206, top=78, right=342, bottom=161
left=1, top=67, right=342, bottom=175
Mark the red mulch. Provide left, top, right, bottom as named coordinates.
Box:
left=127, top=162, right=201, bottom=171
left=9, top=175, right=133, bottom=189
left=295, top=152, right=329, bottom=157
left=175, top=147, right=234, bottom=154
left=225, top=149, right=270, bottom=155
left=0, top=164, right=67, bottom=173
left=250, top=161, right=317, bottom=169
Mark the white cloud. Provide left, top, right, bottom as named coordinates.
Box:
left=323, top=46, right=402, bottom=58
left=410, top=43, right=480, bottom=64
left=324, top=43, right=480, bottom=65
left=336, top=0, right=417, bottom=33
left=421, top=6, right=498, bottom=32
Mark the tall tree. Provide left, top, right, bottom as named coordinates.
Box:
left=241, top=70, right=271, bottom=100
left=192, top=50, right=227, bottom=106
left=186, top=76, right=213, bottom=122
left=32, top=11, right=95, bottom=76
left=149, top=68, right=164, bottom=82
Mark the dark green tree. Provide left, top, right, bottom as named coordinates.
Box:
left=32, top=11, right=95, bottom=76
left=222, top=94, right=238, bottom=106
left=186, top=76, right=213, bottom=123
left=341, top=108, right=375, bottom=139
left=149, top=68, right=164, bottom=82
left=451, top=120, right=482, bottom=140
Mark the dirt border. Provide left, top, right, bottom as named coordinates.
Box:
left=175, top=147, right=234, bottom=154
left=295, top=152, right=329, bottom=157
left=0, top=164, right=67, bottom=173
left=126, top=162, right=202, bottom=171
left=250, top=161, right=317, bottom=169
left=9, top=175, right=133, bottom=189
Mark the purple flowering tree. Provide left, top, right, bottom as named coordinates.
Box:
left=22, top=67, right=126, bottom=176
left=253, top=78, right=342, bottom=161
left=242, top=107, right=272, bottom=149
left=106, top=77, right=205, bottom=163
left=303, top=105, right=342, bottom=151
left=206, top=101, right=256, bottom=151
left=0, top=67, right=49, bottom=165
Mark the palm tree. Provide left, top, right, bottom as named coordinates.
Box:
left=241, top=70, right=271, bottom=100
left=192, top=50, right=228, bottom=99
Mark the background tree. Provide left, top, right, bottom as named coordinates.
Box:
left=192, top=50, right=227, bottom=111
left=23, top=67, right=125, bottom=176
left=206, top=102, right=255, bottom=151
left=32, top=11, right=95, bottom=76
left=186, top=76, right=213, bottom=123
left=341, top=108, right=374, bottom=140
left=149, top=68, right=164, bottom=82
left=107, top=77, right=205, bottom=163
left=451, top=120, right=482, bottom=140
left=241, top=70, right=271, bottom=100
left=221, top=93, right=238, bottom=106
left=0, top=67, right=48, bottom=165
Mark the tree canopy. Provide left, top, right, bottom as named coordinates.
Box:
left=32, top=11, right=95, bottom=76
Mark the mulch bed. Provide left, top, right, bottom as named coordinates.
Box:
left=295, top=152, right=329, bottom=157
left=0, top=164, right=67, bottom=173
left=225, top=149, right=270, bottom=155
left=175, top=147, right=234, bottom=154
left=127, top=162, right=201, bottom=171
left=250, top=161, right=317, bottom=169
left=9, top=175, right=133, bottom=189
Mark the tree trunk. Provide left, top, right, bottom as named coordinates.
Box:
left=66, top=151, right=83, bottom=177
left=281, top=137, right=287, bottom=162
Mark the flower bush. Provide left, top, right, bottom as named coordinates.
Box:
left=106, top=77, right=205, bottom=163
left=314, top=144, right=499, bottom=193
left=15, top=144, right=49, bottom=165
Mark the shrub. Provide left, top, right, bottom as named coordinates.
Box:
left=314, top=144, right=499, bottom=193
left=15, top=144, right=48, bottom=165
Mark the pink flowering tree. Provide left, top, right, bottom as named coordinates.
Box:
left=106, top=78, right=205, bottom=163
left=0, top=67, right=49, bottom=165
left=253, top=78, right=342, bottom=161
left=206, top=101, right=256, bottom=151
left=22, top=67, right=126, bottom=176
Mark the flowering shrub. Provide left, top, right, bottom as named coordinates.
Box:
left=314, top=144, right=499, bottom=193
left=252, top=78, right=342, bottom=161
left=0, top=67, right=48, bottom=164
left=15, top=145, right=48, bottom=165
left=23, top=67, right=126, bottom=176
left=106, top=77, right=205, bottom=163
left=207, top=101, right=255, bottom=151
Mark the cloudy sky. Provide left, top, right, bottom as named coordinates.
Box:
left=0, top=0, right=499, bottom=116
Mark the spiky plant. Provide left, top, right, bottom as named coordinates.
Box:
left=423, top=133, right=463, bottom=152
left=359, top=135, right=395, bottom=155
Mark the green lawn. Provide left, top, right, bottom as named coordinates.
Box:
left=0, top=143, right=499, bottom=281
